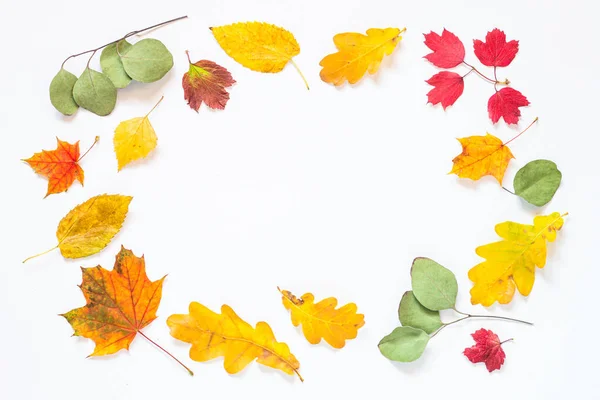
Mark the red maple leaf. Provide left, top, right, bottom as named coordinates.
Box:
left=182, top=51, right=235, bottom=111
left=473, top=29, right=519, bottom=67
left=488, top=87, right=529, bottom=124
left=463, top=328, right=510, bottom=372
left=426, top=71, right=464, bottom=109
left=423, top=29, right=465, bottom=68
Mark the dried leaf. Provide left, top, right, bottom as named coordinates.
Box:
left=72, top=68, right=117, bottom=116
left=378, top=326, right=429, bottom=362
left=425, top=71, right=464, bottom=109
left=423, top=29, right=465, bottom=68
left=121, top=39, right=173, bottom=83
left=488, top=87, right=529, bottom=125
left=450, top=133, right=514, bottom=184
left=182, top=51, right=235, bottom=111
left=464, top=328, right=509, bottom=372
left=474, top=29, right=519, bottom=67
left=49, top=69, right=79, bottom=115
left=411, top=257, right=458, bottom=311
left=100, top=40, right=133, bottom=88
left=398, top=291, right=442, bottom=334
left=514, top=160, right=562, bottom=206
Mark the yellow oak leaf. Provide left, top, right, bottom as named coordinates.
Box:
left=450, top=134, right=514, bottom=184
left=167, top=302, right=303, bottom=381
left=23, top=194, right=132, bottom=262
left=279, top=288, right=365, bottom=349
left=210, top=22, right=309, bottom=89
left=469, top=212, right=566, bottom=306
left=319, top=27, right=405, bottom=86
left=113, top=97, right=162, bottom=171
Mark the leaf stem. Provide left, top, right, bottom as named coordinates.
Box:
left=503, top=117, right=539, bottom=146
left=138, top=330, right=194, bottom=376
left=502, top=186, right=516, bottom=195
left=500, top=338, right=514, bottom=345
left=462, top=61, right=509, bottom=85
left=145, top=96, right=165, bottom=118
left=60, top=16, right=188, bottom=69
left=78, top=136, right=100, bottom=162
left=22, top=246, right=59, bottom=263
left=289, top=59, right=310, bottom=90
left=430, top=309, right=533, bottom=339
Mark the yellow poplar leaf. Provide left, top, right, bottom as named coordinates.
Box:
left=113, top=96, right=163, bottom=171
left=167, top=302, right=303, bottom=381
left=23, top=194, right=132, bottom=262
left=319, top=27, right=405, bottom=86
left=279, top=288, right=365, bottom=349
left=210, top=22, right=309, bottom=89
left=450, top=134, right=514, bottom=184
left=469, top=212, right=567, bottom=306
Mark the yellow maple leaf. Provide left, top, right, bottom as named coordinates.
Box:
left=210, top=22, right=309, bottom=89
left=167, top=302, right=303, bottom=381
left=113, top=96, right=162, bottom=171
left=279, top=288, right=365, bottom=349
left=449, top=134, right=514, bottom=184
left=469, top=212, right=567, bottom=306
left=319, top=27, right=405, bottom=86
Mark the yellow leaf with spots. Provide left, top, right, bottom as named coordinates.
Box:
left=319, top=27, right=405, bottom=86
left=279, top=288, right=365, bottom=349
left=114, top=97, right=163, bottom=171
left=167, top=302, right=303, bottom=381
left=469, top=212, right=567, bottom=306
left=210, top=22, right=309, bottom=89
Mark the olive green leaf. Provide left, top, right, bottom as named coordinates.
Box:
left=121, top=38, right=173, bottom=83
left=514, top=160, right=562, bottom=207
left=100, top=40, right=133, bottom=88
left=411, top=257, right=457, bottom=311
left=398, top=291, right=442, bottom=334
left=378, top=326, right=429, bottom=362
left=72, top=69, right=117, bottom=116
left=49, top=69, right=79, bottom=115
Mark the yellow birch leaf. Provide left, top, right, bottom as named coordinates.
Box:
left=319, top=27, right=405, bottom=86
left=114, top=97, right=163, bottom=171
left=23, top=194, right=132, bottom=262
left=210, top=22, right=309, bottom=89
left=279, top=288, right=365, bottom=349
left=167, top=302, right=303, bottom=381
left=469, top=212, right=567, bottom=306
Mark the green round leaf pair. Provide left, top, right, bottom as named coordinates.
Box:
left=378, top=326, right=429, bottom=362
left=49, top=69, right=79, bottom=115
left=120, top=38, right=173, bottom=83
left=398, top=291, right=442, bottom=334
left=411, top=257, right=457, bottom=311
left=73, top=68, right=117, bottom=116
left=100, top=40, right=133, bottom=88
left=514, top=160, right=562, bottom=207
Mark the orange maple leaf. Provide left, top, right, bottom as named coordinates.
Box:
left=23, top=136, right=98, bottom=197
left=61, top=246, right=193, bottom=375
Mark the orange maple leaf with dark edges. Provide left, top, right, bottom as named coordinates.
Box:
left=23, top=136, right=98, bottom=197
left=182, top=50, right=235, bottom=111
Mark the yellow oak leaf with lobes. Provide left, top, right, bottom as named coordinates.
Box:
left=469, top=212, right=566, bottom=306
left=279, top=288, right=365, bottom=349
left=319, top=27, right=405, bottom=86
left=167, top=302, right=302, bottom=381
left=450, top=134, right=514, bottom=184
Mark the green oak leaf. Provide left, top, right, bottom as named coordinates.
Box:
left=100, top=40, right=133, bottom=88
left=49, top=69, right=79, bottom=115
left=121, top=38, right=173, bottom=83
left=72, top=68, right=117, bottom=116
left=411, top=257, right=457, bottom=311
left=398, top=291, right=443, bottom=334
left=378, top=326, right=429, bottom=362
left=514, top=160, right=562, bottom=207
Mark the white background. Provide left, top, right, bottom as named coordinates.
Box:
left=1, top=0, right=598, bottom=398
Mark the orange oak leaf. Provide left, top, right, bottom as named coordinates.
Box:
left=182, top=51, right=235, bottom=111
left=279, top=288, right=365, bottom=349
left=61, top=246, right=193, bottom=375
left=23, top=136, right=98, bottom=197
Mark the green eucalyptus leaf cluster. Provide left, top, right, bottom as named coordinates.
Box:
left=378, top=257, right=457, bottom=362
left=513, top=160, right=562, bottom=206
left=49, top=38, right=173, bottom=117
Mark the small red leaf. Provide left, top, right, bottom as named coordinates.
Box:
left=424, top=29, right=465, bottom=68
left=488, top=87, right=529, bottom=124
left=182, top=53, right=235, bottom=111
left=464, top=329, right=509, bottom=372
left=473, top=29, right=519, bottom=67
left=426, top=71, right=464, bottom=109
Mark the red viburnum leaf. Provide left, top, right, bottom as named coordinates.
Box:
left=182, top=51, right=235, bottom=111
left=426, top=71, right=464, bottom=109
left=463, top=328, right=509, bottom=372
left=488, top=87, right=529, bottom=124
left=473, top=29, right=519, bottom=67
left=423, top=29, right=465, bottom=68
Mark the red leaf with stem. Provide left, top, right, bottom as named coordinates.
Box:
left=182, top=51, right=236, bottom=111
left=473, top=29, right=519, bottom=67
left=464, top=328, right=512, bottom=372
left=423, top=29, right=465, bottom=68
left=426, top=71, right=464, bottom=109
left=488, top=87, right=529, bottom=124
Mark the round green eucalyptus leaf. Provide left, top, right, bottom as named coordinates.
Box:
left=398, top=291, right=443, bottom=334
left=411, top=257, right=457, bottom=311
left=72, top=68, right=117, bottom=116
left=100, top=40, right=133, bottom=88
left=378, top=326, right=429, bottom=362
left=49, top=69, right=79, bottom=115
left=121, top=38, right=173, bottom=83
left=514, top=159, right=562, bottom=207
